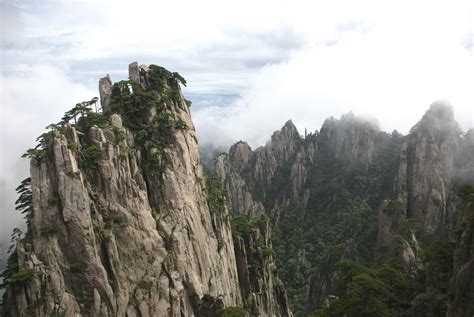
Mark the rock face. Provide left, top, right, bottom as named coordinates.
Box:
left=447, top=187, right=474, bottom=317
left=215, top=120, right=316, bottom=220
left=446, top=130, right=474, bottom=317
left=375, top=200, right=418, bottom=275
left=215, top=142, right=265, bottom=218
left=215, top=114, right=386, bottom=314
left=1, top=63, right=291, bottom=316
left=232, top=215, right=292, bottom=317
left=317, top=113, right=378, bottom=171
left=215, top=105, right=474, bottom=315
left=215, top=115, right=380, bottom=221
left=376, top=102, right=474, bottom=257
left=455, top=129, right=474, bottom=188
left=4, top=63, right=472, bottom=316
left=99, top=74, right=113, bottom=113
left=395, top=102, right=459, bottom=236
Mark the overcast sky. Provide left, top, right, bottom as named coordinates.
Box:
left=1, top=0, right=473, bottom=243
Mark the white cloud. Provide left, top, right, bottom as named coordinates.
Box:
left=193, top=0, right=474, bottom=148
left=0, top=64, right=95, bottom=242
left=0, top=0, right=473, bottom=244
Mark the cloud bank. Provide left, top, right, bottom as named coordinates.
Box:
left=1, top=0, right=473, bottom=245
left=192, top=1, right=474, bottom=149
left=0, top=65, right=95, bottom=242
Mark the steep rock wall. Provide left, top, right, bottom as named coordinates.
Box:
left=395, top=102, right=459, bottom=236
left=447, top=187, right=474, bottom=317
left=1, top=63, right=292, bottom=317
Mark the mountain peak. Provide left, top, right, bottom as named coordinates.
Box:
left=268, top=120, right=301, bottom=163
left=399, top=102, right=460, bottom=235
left=282, top=119, right=297, bottom=131
left=411, top=101, right=457, bottom=135
left=1, top=63, right=292, bottom=317
left=426, top=100, right=454, bottom=117
left=228, top=141, right=253, bottom=168
left=318, top=112, right=379, bottom=170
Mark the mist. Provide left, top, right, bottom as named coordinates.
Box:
left=1, top=0, right=473, bottom=256
left=192, top=25, right=473, bottom=151
left=455, top=129, right=474, bottom=186
left=0, top=65, right=95, bottom=245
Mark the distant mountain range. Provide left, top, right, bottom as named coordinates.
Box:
left=1, top=63, right=473, bottom=317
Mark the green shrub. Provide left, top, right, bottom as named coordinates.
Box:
left=48, top=196, right=60, bottom=206
left=94, top=225, right=111, bottom=241
left=128, top=298, right=139, bottom=307
left=383, top=200, right=404, bottom=216
left=80, top=143, right=102, bottom=170
left=77, top=292, right=93, bottom=306
left=231, top=215, right=255, bottom=237
left=65, top=171, right=81, bottom=178
left=83, top=144, right=101, bottom=159
left=39, top=224, right=59, bottom=236
left=9, top=268, right=35, bottom=285
left=76, top=111, right=109, bottom=132
left=458, top=185, right=474, bottom=202
left=263, top=245, right=275, bottom=257
left=206, top=173, right=228, bottom=217
left=67, top=141, right=78, bottom=152
left=112, top=126, right=126, bottom=144
left=219, top=307, right=248, bottom=317
left=153, top=112, right=187, bottom=134
left=108, top=213, right=128, bottom=227
left=22, top=148, right=46, bottom=162
left=70, top=262, right=88, bottom=273
left=15, top=177, right=33, bottom=229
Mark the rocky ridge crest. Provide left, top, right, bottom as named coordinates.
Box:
left=1, top=63, right=291, bottom=317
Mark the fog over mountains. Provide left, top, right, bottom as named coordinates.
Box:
left=1, top=62, right=473, bottom=315
left=0, top=1, right=473, bottom=315
left=1, top=1, right=473, bottom=247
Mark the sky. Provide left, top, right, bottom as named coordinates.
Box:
left=0, top=0, right=473, bottom=243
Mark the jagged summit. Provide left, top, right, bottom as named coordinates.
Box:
left=424, top=100, right=455, bottom=121
left=281, top=119, right=298, bottom=133
left=410, top=100, right=458, bottom=137
left=321, top=111, right=380, bottom=130
left=215, top=102, right=473, bottom=315
left=228, top=141, right=253, bottom=169
left=318, top=112, right=380, bottom=170
left=3, top=58, right=471, bottom=316
left=1, top=62, right=292, bottom=317
left=396, top=102, right=460, bottom=236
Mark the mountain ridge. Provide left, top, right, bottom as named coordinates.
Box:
left=0, top=63, right=292, bottom=317
left=215, top=103, right=474, bottom=316
left=1, top=62, right=473, bottom=316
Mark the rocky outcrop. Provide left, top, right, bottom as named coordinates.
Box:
left=232, top=215, right=292, bottom=317
left=214, top=102, right=472, bottom=314
left=215, top=142, right=265, bottom=218
left=375, top=200, right=418, bottom=275
left=447, top=186, right=474, bottom=317
left=395, top=102, right=459, bottom=236
left=454, top=129, right=474, bottom=187
left=305, top=269, right=339, bottom=312
left=1, top=63, right=291, bottom=316
left=304, top=239, right=357, bottom=313
left=215, top=114, right=379, bottom=220
left=99, top=74, right=113, bottom=113
left=215, top=120, right=316, bottom=220
left=215, top=114, right=387, bottom=314
left=317, top=112, right=378, bottom=171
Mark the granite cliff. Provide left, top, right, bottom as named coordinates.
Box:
left=0, top=63, right=291, bottom=317
left=1, top=62, right=472, bottom=316
left=215, top=103, right=473, bottom=316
